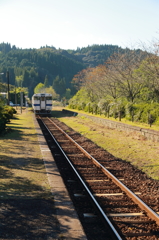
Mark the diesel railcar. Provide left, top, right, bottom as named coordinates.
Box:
left=32, top=93, right=52, bottom=115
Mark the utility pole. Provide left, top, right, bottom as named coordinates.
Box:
left=6, top=71, right=10, bottom=105
left=20, top=91, right=23, bottom=113
left=15, top=86, right=17, bottom=109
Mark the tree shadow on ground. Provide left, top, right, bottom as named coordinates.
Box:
left=0, top=194, right=86, bottom=240
left=0, top=164, right=61, bottom=239
left=0, top=198, right=60, bottom=239
left=51, top=109, right=78, bottom=118
left=0, top=126, right=42, bottom=140
left=0, top=155, right=85, bottom=239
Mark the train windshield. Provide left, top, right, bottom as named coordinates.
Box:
left=46, top=97, right=52, bottom=100
left=34, top=96, right=40, bottom=100
left=33, top=95, right=52, bottom=101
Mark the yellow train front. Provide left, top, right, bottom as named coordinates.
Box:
left=32, top=93, right=52, bottom=115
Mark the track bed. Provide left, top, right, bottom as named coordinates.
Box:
left=37, top=116, right=159, bottom=240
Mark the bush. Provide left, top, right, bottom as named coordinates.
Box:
left=3, top=106, right=16, bottom=122
left=0, top=106, right=17, bottom=134
left=0, top=108, right=6, bottom=133
left=68, top=88, right=159, bottom=127
left=139, top=103, right=159, bottom=125
left=125, top=102, right=159, bottom=126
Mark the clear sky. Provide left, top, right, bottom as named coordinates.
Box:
left=0, top=0, right=158, bottom=50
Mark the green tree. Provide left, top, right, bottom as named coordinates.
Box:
left=16, top=75, right=23, bottom=87
left=58, top=78, right=66, bottom=96
left=44, top=75, right=49, bottom=88
left=52, top=75, right=60, bottom=90
left=65, top=88, right=71, bottom=99
left=45, top=86, right=59, bottom=99
left=22, top=69, right=30, bottom=87
left=9, top=87, right=28, bottom=105
left=53, top=75, right=66, bottom=97
left=34, top=83, right=45, bottom=93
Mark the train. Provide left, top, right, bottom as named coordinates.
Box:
left=32, top=93, right=52, bottom=115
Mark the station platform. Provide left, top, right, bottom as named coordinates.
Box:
left=34, top=115, right=87, bottom=240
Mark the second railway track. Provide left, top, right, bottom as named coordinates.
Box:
left=37, top=116, right=159, bottom=240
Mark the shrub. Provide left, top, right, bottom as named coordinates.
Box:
left=139, top=103, right=159, bottom=125
left=0, top=106, right=17, bottom=134
left=125, top=102, right=159, bottom=126
left=0, top=107, right=6, bottom=133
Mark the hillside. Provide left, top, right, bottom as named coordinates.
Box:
left=55, top=44, right=126, bottom=67
left=0, top=42, right=137, bottom=97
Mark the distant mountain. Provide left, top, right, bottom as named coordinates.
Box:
left=52, top=44, right=126, bottom=67
left=0, top=42, right=139, bottom=97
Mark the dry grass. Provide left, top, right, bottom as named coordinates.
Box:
left=0, top=108, right=52, bottom=199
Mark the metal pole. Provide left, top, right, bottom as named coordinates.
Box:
left=6, top=71, right=10, bottom=105
left=15, top=86, right=17, bottom=109
left=20, top=92, right=23, bottom=113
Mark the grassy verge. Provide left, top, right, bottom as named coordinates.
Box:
left=0, top=108, right=52, bottom=200
left=54, top=108, right=159, bottom=181
left=65, top=107, right=159, bottom=131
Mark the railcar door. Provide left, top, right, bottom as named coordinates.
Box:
left=40, top=95, right=46, bottom=110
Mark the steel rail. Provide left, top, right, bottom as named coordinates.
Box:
left=39, top=117, right=122, bottom=240
left=47, top=117, right=159, bottom=226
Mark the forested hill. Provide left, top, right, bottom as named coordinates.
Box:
left=59, top=44, right=125, bottom=67
left=0, top=42, right=130, bottom=97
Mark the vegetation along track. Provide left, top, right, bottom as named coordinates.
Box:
left=37, top=116, right=159, bottom=240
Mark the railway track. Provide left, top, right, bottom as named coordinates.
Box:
left=37, top=116, right=159, bottom=240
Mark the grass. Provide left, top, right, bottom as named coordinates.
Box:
left=0, top=108, right=53, bottom=200
left=55, top=107, right=159, bottom=181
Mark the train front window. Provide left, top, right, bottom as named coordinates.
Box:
left=41, top=97, right=45, bottom=101
left=34, top=97, right=40, bottom=100
left=46, top=97, right=52, bottom=100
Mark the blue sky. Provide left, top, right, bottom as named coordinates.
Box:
left=0, top=0, right=158, bottom=50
